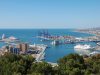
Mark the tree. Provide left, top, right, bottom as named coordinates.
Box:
left=28, top=62, right=53, bottom=75
left=57, top=54, right=86, bottom=75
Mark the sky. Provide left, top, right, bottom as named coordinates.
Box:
left=0, top=0, right=100, bottom=29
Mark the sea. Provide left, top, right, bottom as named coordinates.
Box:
left=0, top=29, right=96, bottom=62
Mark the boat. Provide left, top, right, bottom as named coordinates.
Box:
left=74, top=44, right=94, bottom=50
left=97, top=42, right=100, bottom=46
left=89, top=51, right=100, bottom=56
left=51, top=40, right=59, bottom=45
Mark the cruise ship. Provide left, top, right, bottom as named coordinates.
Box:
left=74, top=44, right=94, bottom=50
left=97, top=42, right=100, bottom=46
left=89, top=51, right=100, bottom=56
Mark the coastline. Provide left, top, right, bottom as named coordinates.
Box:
left=0, top=29, right=99, bottom=63
left=74, top=29, right=96, bottom=36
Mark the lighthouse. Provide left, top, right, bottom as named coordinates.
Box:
left=2, top=34, right=6, bottom=40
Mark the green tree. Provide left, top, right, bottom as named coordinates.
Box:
left=28, top=62, right=53, bottom=75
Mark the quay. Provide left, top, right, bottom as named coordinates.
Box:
left=37, top=30, right=75, bottom=41
left=0, top=33, right=48, bottom=62
left=0, top=34, right=20, bottom=43
left=35, top=44, right=47, bottom=62
left=37, top=35, right=100, bottom=45
left=26, top=44, right=47, bottom=62
left=0, top=42, right=47, bottom=62
left=37, top=30, right=100, bottom=45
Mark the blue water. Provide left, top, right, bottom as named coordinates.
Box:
left=0, top=29, right=95, bottom=62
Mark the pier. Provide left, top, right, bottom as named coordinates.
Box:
left=35, top=49, right=45, bottom=62
left=37, top=30, right=100, bottom=45
left=35, top=45, right=47, bottom=62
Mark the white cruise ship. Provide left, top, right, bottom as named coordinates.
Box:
left=97, top=42, right=100, bottom=46
left=74, top=44, right=93, bottom=50
left=89, top=51, right=100, bottom=56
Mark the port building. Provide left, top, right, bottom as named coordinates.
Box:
left=16, top=43, right=29, bottom=52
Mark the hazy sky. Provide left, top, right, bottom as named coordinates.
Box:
left=0, top=0, right=100, bottom=29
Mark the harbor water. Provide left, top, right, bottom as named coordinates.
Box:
left=0, top=29, right=96, bottom=62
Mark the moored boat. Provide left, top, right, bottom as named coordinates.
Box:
left=97, top=42, right=100, bottom=46
left=51, top=40, right=59, bottom=45
left=89, top=51, right=100, bottom=56
left=74, top=44, right=94, bottom=50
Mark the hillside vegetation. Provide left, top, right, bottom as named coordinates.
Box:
left=0, top=53, right=100, bottom=75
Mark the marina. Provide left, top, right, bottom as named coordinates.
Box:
left=0, top=29, right=100, bottom=62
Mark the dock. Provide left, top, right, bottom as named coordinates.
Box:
left=35, top=45, right=47, bottom=62
left=37, top=30, right=100, bottom=45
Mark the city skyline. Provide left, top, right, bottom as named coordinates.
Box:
left=0, top=0, right=100, bottom=29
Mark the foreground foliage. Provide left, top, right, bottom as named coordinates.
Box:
left=0, top=53, right=100, bottom=75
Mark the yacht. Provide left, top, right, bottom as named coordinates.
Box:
left=74, top=44, right=94, bottom=50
